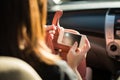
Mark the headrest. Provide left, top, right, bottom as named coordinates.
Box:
left=0, top=56, right=42, bottom=80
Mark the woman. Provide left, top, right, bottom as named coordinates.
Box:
left=0, top=0, right=90, bottom=80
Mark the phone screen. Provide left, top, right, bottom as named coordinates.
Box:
left=61, top=32, right=81, bottom=46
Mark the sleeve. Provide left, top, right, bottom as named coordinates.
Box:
left=55, top=60, right=78, bottom=80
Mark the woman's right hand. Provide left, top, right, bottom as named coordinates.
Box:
left=67, top=36, right=90, bottom=69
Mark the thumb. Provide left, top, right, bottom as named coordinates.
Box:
left=69, top=42, right=78, bottom=52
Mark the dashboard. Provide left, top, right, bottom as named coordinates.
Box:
left=105, top=8, right=120, bottom=61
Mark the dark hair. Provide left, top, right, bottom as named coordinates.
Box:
left=0, top=0, right=60, bottom=65
left=0, top=0, right=30, bottom=56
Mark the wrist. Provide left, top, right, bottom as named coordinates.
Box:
left=67, top=63, right=77, bottom=70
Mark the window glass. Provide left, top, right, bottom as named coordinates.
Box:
left=61, top=0, right=120, bottom=3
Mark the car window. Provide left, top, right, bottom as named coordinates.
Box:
left=52, top=0, right=120, bottom=4
left=62, top=0, right=119, bottom=1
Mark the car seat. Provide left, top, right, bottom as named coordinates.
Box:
left=0, top=56, right=42, bottom=80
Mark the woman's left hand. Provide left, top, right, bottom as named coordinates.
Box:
left=45, top=25, right=56, bottom=53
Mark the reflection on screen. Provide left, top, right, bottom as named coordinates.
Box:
left=62, top=32, right=81, bottom=46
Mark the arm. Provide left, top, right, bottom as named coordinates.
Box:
left=67, top=36, right=91, bottom=80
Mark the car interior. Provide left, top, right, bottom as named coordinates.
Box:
left=1, top=0, right=120, bottom=80
left=47, top=0, right=120, bottom=80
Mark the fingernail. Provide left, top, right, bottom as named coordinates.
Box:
left=75, top=42, right=78, bottom=45
left=74, top=42, right=78, bottom=47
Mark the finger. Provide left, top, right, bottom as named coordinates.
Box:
left=46, top=25, right=56, bottom=31
left=49, top=30, right=55, bottom=34
left=76, top=48, right=81, bottom=55
left=82, top=41, right=91, bottom=57
left=85, top=38, right=91, bottom=51
left=50, top=34, right=54, bottom=39
left=68, top=42, right=78, bottom=55
left=83, top=44, right=88, bottom=53
left=47, top=34, right=53, bottom=40
left=54, top=24, right=63, bottom=33
left=82, top=45, right=88, bottom=57
left=70, top=42, right=78, bottom=51
left=85, top=36, right=91, bottom=49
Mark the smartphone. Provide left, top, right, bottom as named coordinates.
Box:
left=57, top=29, right=85, bottom=48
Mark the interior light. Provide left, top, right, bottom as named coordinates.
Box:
left=53, top=0, right=61, bottom=4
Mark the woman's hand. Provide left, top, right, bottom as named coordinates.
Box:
left=45, top=10, right=63, bottom=54
left=67, top=36, right=91, bottom=69
left=45, top=25, right=56, bottom=53
left=45, top=24, right=62, bottom=54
